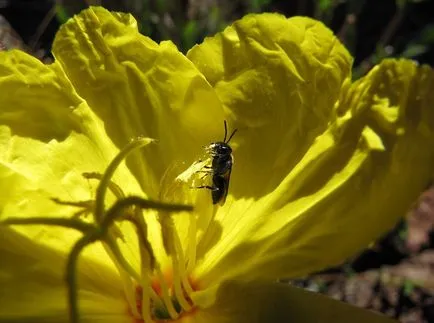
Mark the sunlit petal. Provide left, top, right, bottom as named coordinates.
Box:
left=187, top=14, right=352, bottom=200
left=53, top=7, right=225, bottom=197
left=0, top=49, right=142, bottom=269
left=193, top=59, right=434, bottom=291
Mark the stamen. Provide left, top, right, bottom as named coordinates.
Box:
left=158, top=214, right=192, bottom=312
left=98, top=241, right=141, bottom=319
left=118, top=263, right=141, bottom=319
left=78, top=174, right=128, bottom=242
left=94, top=137, right=154, bottom=223
left=140, top=274, right=153, bottom=323
left=154, top=265, right=179, bottom=319
left=128, top=211, right=156, bottom=270
left=85, top=139, right=193, bottom=322
left=82, top=172, right=125, bottom=199
left=182, top=272, right=194, bottom=297
left=100, top=196, right=193, bottom=290
left=171, top=222, right=193, bottom=311
left=104, top=235, right=141, bottom=282
left=159, top=160, right=212, bottom=306
left=148, top=284, right=165, bottom=312
left=102, top=196, right=192, bottom=226
left=186, top=212, right=197, bottom=273
left=126, top=211, right=161, bottom=322
left=64, top=196, right=192, bottom=323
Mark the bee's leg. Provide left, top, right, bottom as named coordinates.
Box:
left=200, top=173, right=209, bottom=180
left=195, top=169, right=213, bottom=180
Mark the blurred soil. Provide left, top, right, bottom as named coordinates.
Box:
left=293, top=186, right=434, bottom=323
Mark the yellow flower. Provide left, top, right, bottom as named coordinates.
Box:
left=1, top=6, right=433, bottom=323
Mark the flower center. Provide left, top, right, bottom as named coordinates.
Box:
left=84, top=140, right=218, bottom=323
left=120, top=208, right=198, bottom=323
left=81, top=139, right=203, bottom=323
left=131, top=273, right=199, bottom=322
left=3, top=137, right=217, bottom=323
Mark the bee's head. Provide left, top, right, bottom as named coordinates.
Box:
left=209, top=142, right=232, bottom=156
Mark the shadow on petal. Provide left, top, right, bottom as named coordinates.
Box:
left=0, top=227, right=130, bottom=322
left=192, top=280, right=396, bottom=323
left=0, top=51, right=84, bottom=143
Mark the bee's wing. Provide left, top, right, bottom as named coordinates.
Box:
left=217, top=167, right=232, bottom=206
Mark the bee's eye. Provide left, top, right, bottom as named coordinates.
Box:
left=218, top=145, right=231, bottom=154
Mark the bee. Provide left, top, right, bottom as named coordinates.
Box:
left=197, top=121, right=237, bottom=205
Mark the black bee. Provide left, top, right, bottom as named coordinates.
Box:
left=198, top=121, right=237, bottom=205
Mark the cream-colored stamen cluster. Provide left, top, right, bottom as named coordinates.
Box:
left=1, top=138, right=207, bottom=323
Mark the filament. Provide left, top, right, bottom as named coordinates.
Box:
left=154, top=265, right=179, bottom=319
left=94, top=137, right=154, bottom=223
left=171, top=224, right=192, bottom=311
left=186, top=212, right=197, bottom=272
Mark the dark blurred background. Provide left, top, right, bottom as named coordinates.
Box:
left=1, top=0, right=434, bottom=76
left=1, top=1, right=434, bottom=322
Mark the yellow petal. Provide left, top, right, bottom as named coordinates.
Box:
left=187, top=14, right=352, bottom=200
left=0, top=227, right=130, bottom=322
left=194, top=59, right=434, bottom=289
left=187, top=280, right=395, bottom=323
left=52, top=7, right=225, bottom=197
left=0, top=49, right=142, bottom=269
left=187, top=13, right=350, bottom=282
left=187, top=14, right=355, bottom=282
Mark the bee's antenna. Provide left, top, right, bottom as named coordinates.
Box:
left=226, top=128, right=237, bottom=143
left=223, top=120, right=228, bottom=142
